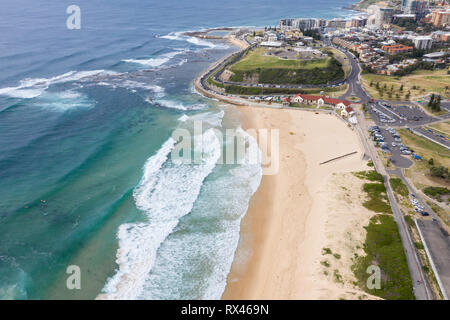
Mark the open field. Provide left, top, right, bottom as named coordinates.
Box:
left=231, top=47, right=329, bottom=71
left=361, top=69, right=450, bottom=101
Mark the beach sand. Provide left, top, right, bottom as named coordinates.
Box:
left=222, top=106, right=378, bottom=300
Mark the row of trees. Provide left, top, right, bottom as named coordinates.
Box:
left=369, top=81, right=411, bottom=100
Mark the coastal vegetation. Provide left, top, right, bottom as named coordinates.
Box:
left=352, top=214, right=414, bottom=300
left=390, top=178, right=409, bottom=198
left=353, top=170, right=391, bottom=213
left=423, top=186, right=450, bottom=202
left=351, top=170, right=413, bottom=299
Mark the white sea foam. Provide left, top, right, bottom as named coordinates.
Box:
left=159, top=32, right=228, bottom=49
left=0, top=70, right=117, bottom=99
left=123, top=51, right=184, bottom=68
left=178, top=114, right=189, bottom=122
left=154, top=99, right=208, bottom=111
left=101, top=129, right=222, bottom=299
left=33, top=90, right=94, bottom=111
left=134, top=127, right=262, bottom=300
left=183, top=110, right=224, bottom=127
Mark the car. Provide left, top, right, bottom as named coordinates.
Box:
left=392, top=142, right=396, bottom=147
left=420, top=212, right=430, bottom=217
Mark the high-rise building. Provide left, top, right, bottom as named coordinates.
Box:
left=413, top=36, right=433, bottom=50
left=402, top=0, right=427, bottom=18
left=431, top=10, right=450, bottom=27
left=402, top=0, right=419, bottom=14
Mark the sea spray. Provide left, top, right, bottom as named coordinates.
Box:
left=101, top=128, right=222, bottom=299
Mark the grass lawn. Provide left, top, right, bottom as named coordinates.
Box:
left=361, top=69, right=450, bottom=101
left=398, top=129, right=450, bottom=168
left=231, top=47, right=330, bottom=71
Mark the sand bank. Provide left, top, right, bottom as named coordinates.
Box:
left=223, top=106, right=377, bottom=299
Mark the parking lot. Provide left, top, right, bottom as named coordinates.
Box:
left=367, top=102, right=436, bottom=127
left=369, top=125, right=413, bottom=168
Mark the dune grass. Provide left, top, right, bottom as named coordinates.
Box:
left=390, top=178, right=409, bottom=198
left=352, top=214, right=415, bottom=300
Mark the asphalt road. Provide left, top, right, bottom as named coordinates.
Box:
left=416, top=220, right=450, bottom=299
left=413, top=127, right=450, bottom=149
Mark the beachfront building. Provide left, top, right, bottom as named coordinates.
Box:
left=292, top=94, right=351, bottom=109
left=279, top=18, right=317, bottom=31
left=292, top=94, right=324, bottom=106
left=341, top=107, right=355, bottom=117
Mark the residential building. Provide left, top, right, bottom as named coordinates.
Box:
left=431, top=9, right=450, bottom=27
left=413, top=36, right=433, bottom=49
left=381, top=44, right=414, bottom=54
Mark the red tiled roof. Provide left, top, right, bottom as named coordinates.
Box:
left=345, top=106, right=354, bottom=113
left=295, top=94, right=323, bottom=101
left=322, top=97, right=351, bottom=106
left=295, top=94, right=351, bottom=107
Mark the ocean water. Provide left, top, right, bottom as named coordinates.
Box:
left=0, top=0, right=356, bottom=299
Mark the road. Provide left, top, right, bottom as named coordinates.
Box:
left=342, top=45, right=435, bottom=299
left=355, top=111, right=434, bottom=300
left=416, top=220, right=450, bottom=299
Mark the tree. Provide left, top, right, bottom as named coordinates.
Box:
left=428, top=94, right=435, bottom=107
left=405, top=91, right=411, bottom=100
left=429, top=158, right=434, bottom=166
left=376, top=82, right=380, bottom=90
left=370, top=80, right=374, bottom=87
left=400, top=84, right=404, bottom=92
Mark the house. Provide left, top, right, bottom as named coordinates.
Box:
left=341, top=106, right=355, bottom=117
left=292, top=94, right=324, bottom=106
left=292, top=94, right=352, bottom=109
left=282, top=97, right=291, bottom=106
left=322, top=97, right=352, bottom=109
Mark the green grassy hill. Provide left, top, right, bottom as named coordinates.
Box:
left=228, top=47, right=344, bottom=85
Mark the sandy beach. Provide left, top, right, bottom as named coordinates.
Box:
left=222, top=106, right=378, bottom=300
